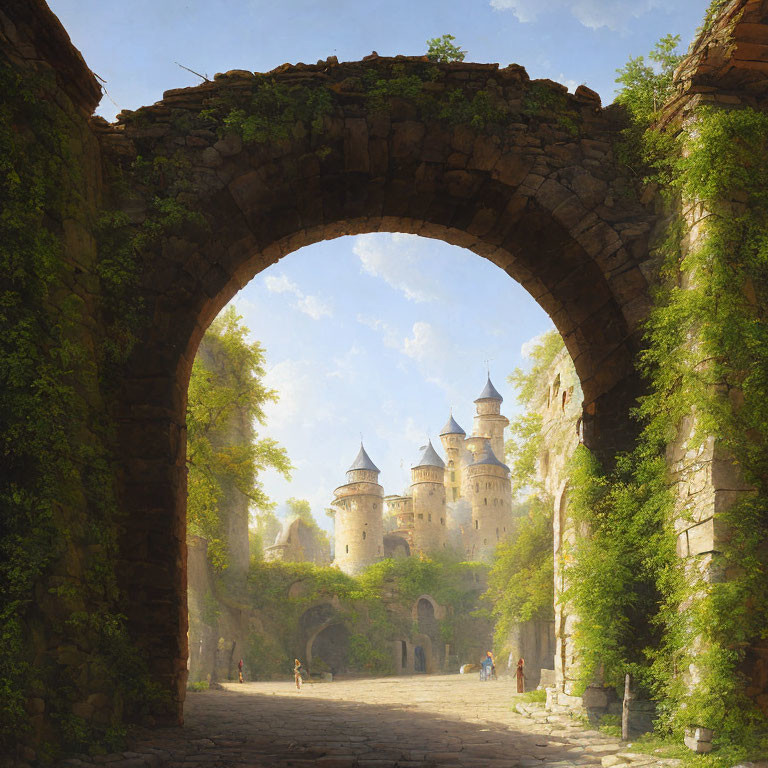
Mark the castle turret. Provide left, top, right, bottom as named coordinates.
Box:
left=331, top=444, right=384, bottom=574
left=410, top=440, right=447, bottom=554
left=439, top=413, right=467, bottom=503
left=466, top=438, right=511, bottom=560
left=472, top=376, right=509, bottom=463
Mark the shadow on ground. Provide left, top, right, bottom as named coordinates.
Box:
left=115, top=682, right=610, bottom=768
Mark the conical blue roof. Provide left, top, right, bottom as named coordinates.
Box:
left=348, top=443, right=379, bottom=473
left=471, top=438, right=508, bottom=470
left=475, top=376, right=503, bottom=402
left=439, top=413, right=466, bottom=436
left=413, top=440, right=445, bottom=469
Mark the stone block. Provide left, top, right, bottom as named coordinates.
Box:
left=684, top=726, right=713, bottom=753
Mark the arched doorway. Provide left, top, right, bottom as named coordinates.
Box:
left=308, top=623, right=350, bottom=676
left=105, top=57, right=655, bottom=721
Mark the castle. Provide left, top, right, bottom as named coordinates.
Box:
left=331, top=376, right=514, bottom=574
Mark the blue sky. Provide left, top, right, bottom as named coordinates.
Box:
left=48, top=0, right=711, bottom=533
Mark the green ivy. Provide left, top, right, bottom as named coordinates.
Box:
left=0, top=60, right=166, bottom=758
left=522, top=82, right=581, bottom=136
left=564, top=44, right=768, bottom=759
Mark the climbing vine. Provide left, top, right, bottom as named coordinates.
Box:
left=563, top=34, right=768, bottom=760
left=0, top=60, right=169, bottom=759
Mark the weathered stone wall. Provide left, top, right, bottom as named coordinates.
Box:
left=503, top=619, right=556, bottom=689
left=0, top=2, right=138, bottom=761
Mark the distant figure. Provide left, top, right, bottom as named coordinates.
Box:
left=238, top=658, right=244, bottom=684
left=294, top=658, right=303, bottom=691
left=480, top=651, right=496, bottom=681
left=414, top=645, right=426, bottom=673
left=516, top=657, right=525, bottom=693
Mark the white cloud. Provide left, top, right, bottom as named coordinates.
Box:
left=296, top=294, right=332, bottom=320
left=558, top=74, right=581, bottom=93
left=490, top=0, right=662, bottom=31
left=356, top=314, right=400, bottom=349
left=402, top=321, right=442, bottom=363
left=264, top=274, right=299, bottom=294
left=263, top=272, right=332, bottom=320
left=353, top=233, right=441, bottom=303
left=263, top=359, right=335, bottom=431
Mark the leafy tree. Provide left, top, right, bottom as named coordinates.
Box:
left=505, top=330, right=564, bottom=493
left=426, top=34, right=466, bottom=63
left=187, top=306, right=291, bottom=569
left=613, top=35, right=684, bottom=179
left=614, top=34, right=683, bottom=124
left=484, top=497, right=554, bottom=650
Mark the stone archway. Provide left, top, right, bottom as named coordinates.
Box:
left=307, top=621, right=350, bottom=675
left=93, top=53, right=659, bottom=724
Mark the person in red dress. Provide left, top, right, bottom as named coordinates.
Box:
left=516, top=657, right=525, bottom=693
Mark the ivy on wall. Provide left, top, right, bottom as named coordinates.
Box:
left=241, top=555, right=489, bottom=680
left=0, top=61, right=165, bottom=759
left=562, top=33, right=768, bottom=761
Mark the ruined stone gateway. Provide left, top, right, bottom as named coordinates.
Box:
left=2, top=0, right=768, bottom=760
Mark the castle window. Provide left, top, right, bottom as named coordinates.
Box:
left=428, top=514, right=432, bottom=522
left=484, top=498, right=487, bottom=505
left=475, top=520, right=478, bottom=529
left=496, top=528, right=499, bottom=539
left=362, top=531, right=366, bottom=540
left=475, top=483, right=479, bottom=493
left=483, top=538, right=488, bottom=545
left=418, top=513, right=424, bottom=520
left=345, top=544, right=349, bottom=554
left=440, top=518, right=444, bottom=526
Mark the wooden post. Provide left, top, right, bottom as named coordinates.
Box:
left=622, top=673, right=632, bottom=741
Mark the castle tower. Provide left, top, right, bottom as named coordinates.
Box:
left=410, top=440, right=447, bottom=554
left=472, top=376, right=509, bottom=463
left=466, top=438, right=511, bottom=560
left=439, top=413, right=467, bottom=503
left=331, top=444, right=384, bottom=575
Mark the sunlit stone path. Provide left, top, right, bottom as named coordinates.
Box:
left=59, top=675, right=679, bottom=768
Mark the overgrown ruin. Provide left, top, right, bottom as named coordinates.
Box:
left=2, top=0, right=768, bottom=762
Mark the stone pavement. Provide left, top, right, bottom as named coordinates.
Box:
left=58, top=675, right=682, bottom=768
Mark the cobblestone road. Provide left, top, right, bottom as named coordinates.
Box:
left=60, top=675, right=681, bottom=768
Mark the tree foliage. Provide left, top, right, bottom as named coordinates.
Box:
left=187, top=306, right=291, bottom=569
left=426, top=34, right=466, bottom=63
left=614, top=34, right=682, bottom=124
left=505, top=330, right=564, bottom=493
left=484, top=497, right=554, bottom=651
